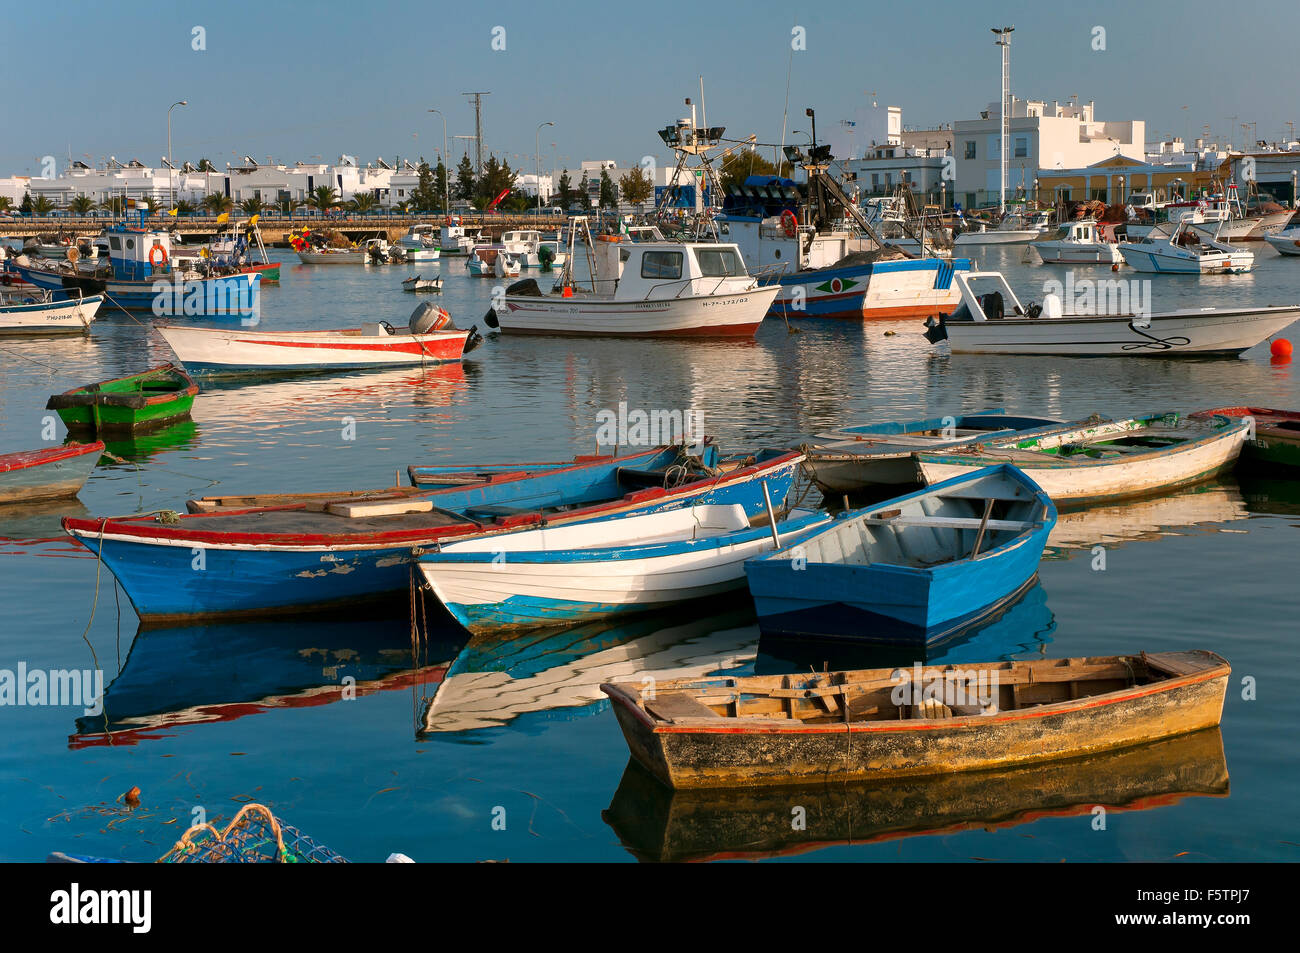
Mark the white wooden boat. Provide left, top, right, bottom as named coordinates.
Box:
left=157, top=313, right=478, bottom=374
left=396, top=224, right=441, bottom=262
left=915, top=412, right=1249, bottom=505
left=1245, top=209, right=1294, bottom=239
left=487, top=224, right=778, bottom=337
left=1118, top=218, right=1254, bottom=274
left=925, top=271, right=1299, bottom=356
left=954, top=213, right=1040, bottom=245
left=401, top=274, right=442, bottom=292
left=803, top=408, right=1066, bottom=492
left=0, top=290, right=102, bottom=335
left=1031, top=220, right=1122, bottom=265
left=418, top=500, right=829, bottom=635
left=494, top=251, right=522, bottom=278
left=500, top=229, right=567, bottom=269
left=439, top=221, right=483, bottom=255
left=1264, top=224, right=1300, bottom=256
left=465, top=245, right=501, bottom=276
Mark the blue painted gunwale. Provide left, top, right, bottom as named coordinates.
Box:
left=743, top=465, right=1056, bottom=645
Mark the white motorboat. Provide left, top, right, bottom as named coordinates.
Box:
left=466, top=245, right=502, bottom=277
left=396, top=224, right=442, bottom=262
left=1265, top=224, right=1300, bottom=256
left=924, top=270, right=1299, bottom=357
left=486, top=218, right=778, bottom=337
left=494, top=251, right=522, bottom=278
left=954, top=212, right=1041, bottom=245
left=438, top=220, right=483, bottom=255
left=1118, top=218, right=1253, bottom=274
left=1031, top=219, right=1122, bottom=265
left=499, top=229, right=567, bottom=269
left=0, top=289, right=102, bottom=335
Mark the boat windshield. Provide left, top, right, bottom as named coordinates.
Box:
left=696, top=247, right=745, bottom=277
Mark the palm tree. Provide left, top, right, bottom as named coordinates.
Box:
left=280, top=197, right=302, bottom=216
left=0, top=196, right=12, bottom=213
left=239, top=196, right=265, bottom=216
left=142, top=196, right=164, bottom=215
left=68, top=194, right=96, bottom=216
left=32, top=195, right=57, bottom=216
left=98, top=196, right=125, bottom=215
left=348, top=192, right=378, bottom=214
left=174, top=199, right=197, bottom=217
left=305, top=185, right=340, bottom=213
left=202, top=193, right=233, bottom=215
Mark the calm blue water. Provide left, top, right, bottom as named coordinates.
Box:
left=1, top=245, right=1297, bottom=862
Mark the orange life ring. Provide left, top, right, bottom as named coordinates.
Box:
left=148, top=244, right=168, bottom=267
left=780, top=209, right=798, bottom=238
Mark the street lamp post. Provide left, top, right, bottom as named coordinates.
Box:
left=991, top=26, right=1014, bottom=214
left=536, top=121, right=554, bottom=214
left=428, top=109, right=449, bottom=212
left=168, top=100, right=188, bottom=211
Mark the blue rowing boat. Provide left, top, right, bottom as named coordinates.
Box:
left=63, top=446, right=804, bottom=623
left=743, top=465, right=1056, bottom=646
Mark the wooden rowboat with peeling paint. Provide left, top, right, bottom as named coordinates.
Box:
left=600, top=650, right=1229, bottom=789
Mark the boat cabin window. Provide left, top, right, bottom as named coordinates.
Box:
left=109, top=237, right=121, bottom=250
left=641, top=250, right=683, bottom=280
left=696, top=247, right=744, bottom=277
left=980, top=292, right=1005, bottom=319
left=125, top=238, right=135, bottom=250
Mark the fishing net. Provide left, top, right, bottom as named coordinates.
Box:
left=159, top=803, right=348, bottom=863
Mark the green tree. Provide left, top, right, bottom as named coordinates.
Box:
left=433, top=160, right=448, bottom=208
left=19, top=192, right=33, bottom=215
left=202, top=192, right=233, bottom=214
left=143, top=196, right=164, bottom=215
left=305, top=185, right=340, bottom=213
left=0, top=196, right=12, bottom=213
left=32, top=195, right=55, bottom=216
left=68, top=194, right=96, bottom=216
left=98, top=196, right=123, bottom=215
left=349, top=192, right=378, bottom=214
left=454, top=154, right=476, bottom=202
left=473, top=154, right=518, bottom=210
left=598, top=169, right=617, bottom=209
left=718, top=150, right=793, bottom=195
left=557, top=170, right=573, bottom=209
left=412, top=161, right=440, bottom=211
left=619, top=165, right=654, bottom=211
left=578, top=171, right=591, bottom=210
left=239, top=196, right=265, bottom=215
left=174, top=199, right=197, bottom=217
left=197, top=158, right=216, bottom=173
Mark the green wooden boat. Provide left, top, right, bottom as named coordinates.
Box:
left=1192, top=407, right=1300, bottom=470
left=47, top=364, right=199, bottom=435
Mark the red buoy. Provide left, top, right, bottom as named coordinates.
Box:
left=1271, top=338, right=1292, bottom=360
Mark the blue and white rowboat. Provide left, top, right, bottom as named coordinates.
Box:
left=419, top=503, right=832, bottom=635
left=744, top=465, right=1056, bottom=646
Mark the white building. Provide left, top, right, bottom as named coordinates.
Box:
left=953, top=97, right=1145, bottom=209
left=827, top=103, right=903, bottom=161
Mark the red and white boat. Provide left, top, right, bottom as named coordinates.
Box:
left=0, top=441, right=103, bottom=505
left=157, top=305, right=481, bottom=375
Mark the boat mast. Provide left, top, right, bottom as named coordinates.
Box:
left=993, top=26, right=1014, bottom=216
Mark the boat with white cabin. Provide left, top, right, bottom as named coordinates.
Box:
left=486, top=218, right=778, bottom=337
left=499, top=229, right=566, bottom=269
left=1117, top=217, right=1254, bottom=274
left=0, top=288, right=102, bottom=335
left=395, top=224, right=441, bottom=262
left=1031, top=219, right=1122, bottom=264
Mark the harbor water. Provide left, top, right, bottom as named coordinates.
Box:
left=1, top=246, right=1297, bottom=862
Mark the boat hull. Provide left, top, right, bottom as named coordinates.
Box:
left=1117, top=244, right=1253, bottom=274
left=917, top=419, right=1249, bottom=505
left=955, top=229, right=1039, bottom=245
left=498, top=286, right=778, bottom=337
left=0, top=442, right=103, bottom=505
left=0, top=295, right=102, bottom=335
left=156, top=325, right=469, bottom=373
left=1031, top=243, right=1122, bottom=265
left=601, top=651, right=1230, bottom=787
left=767, top=258, right=969, bottom=320
left=1264, top=230, right=1300, bottom=256
left=48, top=366, right=198, bottom=435
left=941, top=306, right=1300, bottom=356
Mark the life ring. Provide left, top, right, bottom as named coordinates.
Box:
left=148, top=244, right=168, bottom=266
left=445, top=215, right=460, bottom=226
left=780, top=209, right=798, bottom=238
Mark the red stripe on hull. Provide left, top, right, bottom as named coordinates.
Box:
left=788, top=303, right=958, bottom=321
left=500, top=323, right=761, bottom=338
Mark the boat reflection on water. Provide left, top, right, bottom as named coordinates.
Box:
left=1045, top=479, right=1249, bottom=555
left=71, top=615, right=463, bottom=747
left=603, top=727, right=1228, bottom=863
left=419, top=597, right=759, bottom=736
left=0, top=498, right=90, bottom=549
left=755, top=577, right=1056, bottom=671
left=191, top=360, right=472, bottom=425
left=99, top=419, right=200, bottom=463
left=1235, top=474, right=1300, bottom=517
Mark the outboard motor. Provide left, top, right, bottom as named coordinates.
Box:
left=409, top=301, right=453, bottom=334
left=538, top=244, right=556, bottom=270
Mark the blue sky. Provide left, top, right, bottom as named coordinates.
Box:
left=1, top=0, right=1293, bottom=176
